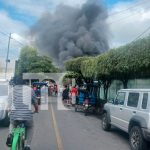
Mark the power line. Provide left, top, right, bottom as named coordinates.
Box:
left=108, top=11, right=138, bottom=25
left=124, top=24, right=150, bottom=52
left=108, top=4, right=150, bottom=25
left=0, top=31, right=8, bottom=36
left=0, top=30, right=26, bottom=46
left=0, top=36, right=8, bottom=41
left=11, top=38, right=25, bottom=46
left=107, top=0, right=150, bottom=25
left=108, top=0, right=149, bottom=17
left=0, top=40, right=8, bottom=45
left=0, top=39, right=23, bottom=52
left=133, top=25, right=150, bottom=42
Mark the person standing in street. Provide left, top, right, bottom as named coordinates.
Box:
left=32, top=85, right=39, bottom=113
left=62, top=85, right=69, bottom=104
left=70, top=85, right=78, bottom=106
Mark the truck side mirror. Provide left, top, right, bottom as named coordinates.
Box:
left=114, top=99, right=119, bottom=105
left=108, top=98, right=114, bottom=104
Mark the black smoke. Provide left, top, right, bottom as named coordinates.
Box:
left=31, top=0, right=109, bottom=67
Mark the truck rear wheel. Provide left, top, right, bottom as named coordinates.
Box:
left=129, top=126, right=147, bottom=150
left=102, top=113, right=111, bottom=131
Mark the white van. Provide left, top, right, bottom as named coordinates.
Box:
left=0, top=79, right=10, bottom=126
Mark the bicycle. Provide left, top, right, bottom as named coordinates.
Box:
left=11, top=120, right=26, bottom=150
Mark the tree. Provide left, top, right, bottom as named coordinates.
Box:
left=26, top=56, right=58, bottom=73
left=81, top=57, right=97, bottom=81
left=15, top=46, right=58, bottom=78
left=65, top=57, right=90, bottom=74
left=95, top=53, right=112, bottom=100
left=16, top=46, right=37, bottom=76
left=65, top=56, right=90, bottom=83
left=62, top=71, right=82, bottom=85
left=65, top=35, right=150, bottom=99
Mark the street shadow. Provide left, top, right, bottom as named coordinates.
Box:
left=110, top=126, right=129, bottom=141
left=72, top=108, right=150, bottom=150
left=106, top=126, right=150, bottom=150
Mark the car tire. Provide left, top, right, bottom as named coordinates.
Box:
left=2, top=112, right=10, bottom=127
left=129, top=126, right=147, bottom=150
left=102, top=113, right=111, bottom=131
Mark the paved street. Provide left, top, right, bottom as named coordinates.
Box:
left=0, top=96, right=134, bottom=150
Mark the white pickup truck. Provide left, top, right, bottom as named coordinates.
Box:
left=0, top=79, right=10, bottom=126
left=102, top=89, right=150, bottom=150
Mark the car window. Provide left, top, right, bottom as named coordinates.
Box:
left=0, top=85, right=8, bottom=96
left=127, top=93, right=139, bottom=108
left=142, top=93, right=148, bottom=109
left=115, top=92, right=125, bottom=105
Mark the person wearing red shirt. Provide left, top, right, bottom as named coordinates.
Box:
left=70, top=85, right=78, bottom=106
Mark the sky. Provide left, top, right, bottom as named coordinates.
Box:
left=0, top=0, right=150, bottom=72
left=0, top=0, right=133, bottom=27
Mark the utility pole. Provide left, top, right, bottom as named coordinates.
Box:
left=5, top=33, right=11, bottom=79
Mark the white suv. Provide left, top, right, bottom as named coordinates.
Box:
left=102, top=89, right=150, bottom=150
left=0, top=79, right=10, bottom=126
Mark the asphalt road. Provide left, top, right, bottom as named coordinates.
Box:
left=0, top=96, right=138, bottom=150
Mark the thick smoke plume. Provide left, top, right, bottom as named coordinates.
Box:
left=31, top=0, right=109, bottom=67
